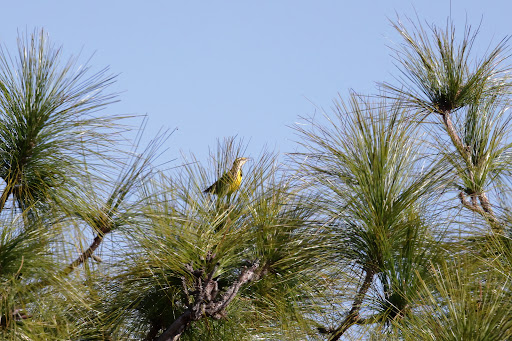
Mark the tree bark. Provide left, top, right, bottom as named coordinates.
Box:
left=156, top=311, right=192, bottom=341
left=156, top=260, right=260, bottom=341
left=61, top=234, right=104, bottom=276
left=443, top=111, right=502, bottom=234
left=442, top=111, right=468, bottom=163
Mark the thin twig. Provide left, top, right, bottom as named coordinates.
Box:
left=0, top=184, right=12, bottom=213
left=60, top=234, right=105, bottom=276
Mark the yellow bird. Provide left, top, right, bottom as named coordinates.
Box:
left=204, top=157, right=249, bottom=197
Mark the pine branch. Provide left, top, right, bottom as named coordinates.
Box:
left=442, top=111, right=471, bottom=165
left=0, top=184, right=11, bottom=213
left=61, top=234, right=105, bottom=276
left=328, top=267, right=375, bottom=341
left=155, top=260, right=260, bottom=341
left=459, top=192, right=501, bottom=233
left=25, top=215, right=113, bottom=291
left=443, top=111, right=503, bottom=234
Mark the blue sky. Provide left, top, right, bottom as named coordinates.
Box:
left=1, top=1, right=511, bottom=165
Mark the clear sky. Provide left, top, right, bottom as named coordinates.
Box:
left=1, top=0, right=511, bottom=165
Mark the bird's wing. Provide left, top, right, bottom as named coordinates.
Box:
left=204, top=171, right=230, bottom=194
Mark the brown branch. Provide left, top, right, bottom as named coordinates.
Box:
left=61, top=234, right=104, bottom=276
left=459, top=192, right=502, bottom=233
left=60, top=209, right=114, bottom=276
left=442, top=111, right=470, bottom=164
left=459, top=192, right=488, bottom=216
left=0, top=184, right=12, bottom=213
left=328, top=267, right=375, bottom=341
left=155, top=310, right=192, bottom=341
left=205, top=261, right=260, bottom=319
left=443, top=112, right=503, bottom=234
left=26, top=217, right=113, bottom=292
left=478, top=192, right=494, bottom=216
left=156, top=260, right=260, bottom=341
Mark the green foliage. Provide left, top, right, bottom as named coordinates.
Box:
left=398, top=258, right=512, bottom=341
left=2, top=15, right=512, bottom=341
left=383, top=18, right=511, bottom=115
left=0, top=29, right=129, bottom=340
left=293, top=94, right=447, bottom=338
left=83, top=141, right=323, bottom=340
left=0, top=30, right=122, bottom=213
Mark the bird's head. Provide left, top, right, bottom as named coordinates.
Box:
left=232, top=157, right=250, bottom=170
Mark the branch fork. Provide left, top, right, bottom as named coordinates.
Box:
left=156, top=257, right=261, bottom=341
